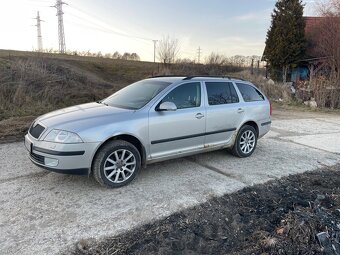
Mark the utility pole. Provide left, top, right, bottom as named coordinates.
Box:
left=52, top=0, right=67, bottom=53
left=197, top=46, right=202, bottom=64
left=152, top=40, right=158, bottom=63
left=34, top=11, right=44, bottom=52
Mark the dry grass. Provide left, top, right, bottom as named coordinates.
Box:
left=228, top=71, right=293, bottom=101
left=0, top=52, right=160, bottom=121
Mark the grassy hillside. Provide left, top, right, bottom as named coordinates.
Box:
left=0, top=50, right=163, bottom=141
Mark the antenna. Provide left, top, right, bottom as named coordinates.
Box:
left=34, top=11, right=44, bottom=52
left=51, top=0, right=67, bottom=53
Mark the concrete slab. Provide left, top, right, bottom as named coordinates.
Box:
left=281, top=133, right=340, bottom=154
left=187, top=138, right=340, bottom=186
left=271, top=119, right=340, bottom=135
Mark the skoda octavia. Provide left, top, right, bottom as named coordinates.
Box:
left=25, top=76, right=271, bottom=188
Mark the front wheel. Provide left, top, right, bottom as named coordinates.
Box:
left=231, top=125, right=257, bottom=158
left=93, top=140, right=141, bottom=188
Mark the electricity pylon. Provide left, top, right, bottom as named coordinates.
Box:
left=52, top=0, right=67, bottom=53
left=34, top=11, right=44, bottom=52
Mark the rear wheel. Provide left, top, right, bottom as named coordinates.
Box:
left=232, top=125, right=257, bottom=158
left=93, top=140, right=141, bottom=188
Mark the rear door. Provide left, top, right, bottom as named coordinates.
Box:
left=204, top=81, right=243, bottom=146
left=148, top=82, right=206, bottom=159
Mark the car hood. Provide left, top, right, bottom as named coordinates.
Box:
left=37, top=102, right=134, bottom=132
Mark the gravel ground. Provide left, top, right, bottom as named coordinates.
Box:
left=0, top=109, right=340, bottom=255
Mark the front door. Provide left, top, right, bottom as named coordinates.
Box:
left=149, top=82, right=206, bottom=159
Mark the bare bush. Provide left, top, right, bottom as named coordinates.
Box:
left=232, top=71, right=292, bottom=101
left=157, top=36, right=180, bottom=64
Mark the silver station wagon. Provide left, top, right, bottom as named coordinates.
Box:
left=25, top=76, right=272, bottom=188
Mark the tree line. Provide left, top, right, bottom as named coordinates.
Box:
left=36, top=48, right=141, bottom=61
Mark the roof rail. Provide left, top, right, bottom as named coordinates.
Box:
left=183, top=75, right=245, bottom=81
left=149, top=75, right=246, bottom=81
left=183, top=75, right=224, bottom=80
left=226, top=76, right=245, bottom=81
left=149, top=75, right=185, bottom=78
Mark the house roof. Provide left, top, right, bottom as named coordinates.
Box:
left=304, top=16, right=325, bottom=35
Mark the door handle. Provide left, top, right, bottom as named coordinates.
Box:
left=195, top=113, right=204, bottom=119
left=237, top=108, right=245, bottom=113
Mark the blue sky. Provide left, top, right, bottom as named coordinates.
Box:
left=1, top=0, right=317, bottom=61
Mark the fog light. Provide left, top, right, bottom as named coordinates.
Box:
left=45, top=157, right=59, bottom=167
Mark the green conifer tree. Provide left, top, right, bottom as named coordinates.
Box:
left=264, top=0, right=306, bottom=81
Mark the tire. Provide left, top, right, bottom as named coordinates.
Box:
left=93, top=140, right=141, bottom=188
left=231, top=125, right=257, bottom=158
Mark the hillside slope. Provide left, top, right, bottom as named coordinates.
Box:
left=0, top=50, right=162, bottom=142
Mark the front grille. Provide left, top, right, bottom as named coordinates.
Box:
left=30, top=152, right=45, bottom=165
left=29, top=123, right=45, bottom=139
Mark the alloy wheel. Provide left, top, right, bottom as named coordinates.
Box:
left=240, top=130, right=256, bottom=154
left=103, top=149, right=136, bottom=183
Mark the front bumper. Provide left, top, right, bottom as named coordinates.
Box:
left=25, top=134, right=100, bottom=175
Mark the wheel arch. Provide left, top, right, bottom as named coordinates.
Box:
left=241, top=120, right=259, bottom=137
left=90, top=134, right=147, bottom=175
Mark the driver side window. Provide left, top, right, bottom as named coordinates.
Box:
left=161, top=82, right=201, bottom=109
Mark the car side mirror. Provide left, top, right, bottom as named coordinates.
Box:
left=158, top=102, right=177, bottom=111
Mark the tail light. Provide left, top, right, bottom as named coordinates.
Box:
left=269, top=101, right=272, bottom=116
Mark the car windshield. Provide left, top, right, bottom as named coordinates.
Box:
left=101, top=80, right=171, bottom=110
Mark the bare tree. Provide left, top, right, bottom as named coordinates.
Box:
left=205, top=52, right=227, bottom=65
left=122, top=52, right=131, bottom=60
left=96, top=51, right=103, bottom=58
left=130, top=53, right=140, bottom=61
left=309, top=0, right=340, bottom=107
left=157, top=36, right=180, bottom=64
left=104, top=53, right=112, bottom=59
left=112, top=51, right=122, bottom=59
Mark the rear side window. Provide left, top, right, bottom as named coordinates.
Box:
left=206, top=82, right=239, bottom=105
left=236, top=83, right=264, bottom=102
left=161, top=82, right=201, bottom=109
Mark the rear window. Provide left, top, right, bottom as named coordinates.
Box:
left=206, top=82, right=239, bottom=105
left=236, top=83, right=264, bottom=102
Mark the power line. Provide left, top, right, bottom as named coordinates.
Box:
left=30, top=1, right=155, bottom=57
left=66, top=4, right=153, bottom=42
left=51, top=0, right=67, bottom=53
left=34, top=11, right=44, bottom=52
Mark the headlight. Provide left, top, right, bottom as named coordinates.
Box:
left=44, top=129, right=83, bottom=143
